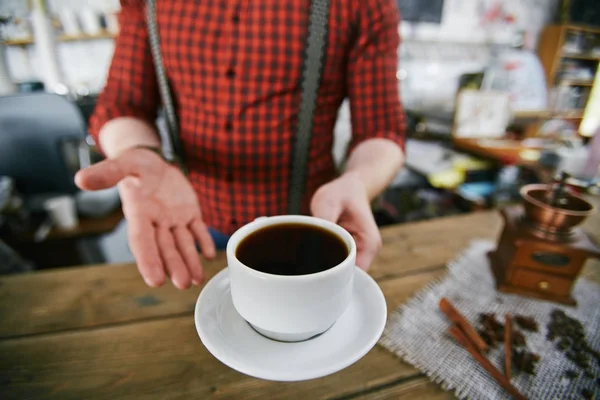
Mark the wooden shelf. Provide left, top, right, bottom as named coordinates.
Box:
left=562, top=53, right=600, bottom=61
left=555, top=110, right=585, bottom=119
left=537, top=24, right=598, bottom=130
left=5, top=31, right=116, bottom=46
left=59, top=31, right=116, bottom=42
left=452, top=138, right=538, bottom=167
left=4, top=37, right=34, bottom=46
left=513, top=110, right=551, bottom=120
left=564, top=24, right=600, bottom=34
left=558, top=79, right=595, bottom=87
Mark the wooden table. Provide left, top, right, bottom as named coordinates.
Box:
left=1, top=210, right=599, bottom=399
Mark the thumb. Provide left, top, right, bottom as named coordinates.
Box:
left=310, top=192, right=343, bottom=223
left=75, top=157, right=137, bottom=191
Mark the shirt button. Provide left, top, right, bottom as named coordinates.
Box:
left=231, top=218, right=238, bottom=225
left=232, top=15, right=240, bottom=23
left=226, top=67, right=235, bottom=79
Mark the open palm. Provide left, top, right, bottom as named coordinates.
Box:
left=75, top=148, right=215, bottom=289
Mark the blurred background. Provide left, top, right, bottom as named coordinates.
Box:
left=0, top=0, right=599, bottom=272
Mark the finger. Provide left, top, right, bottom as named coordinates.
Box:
left=157, top=228, right=191, bottom=289
left=356, top=239, right=379, bottom=271
left=352, top=208, right=382, bottom=271
left=190, top=218, right=216, bottom=260
left=157, top=227, right=191, bottom=290
left=75, top=157, right=138, bottom=191
left=310, top=193, right=343, bottom=223
left=173, top=226, right=204, bottom=285
left=128, top=217, right=165, bottom=287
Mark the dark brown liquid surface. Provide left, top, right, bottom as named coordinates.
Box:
left=236, top=223, right=348, bottom=276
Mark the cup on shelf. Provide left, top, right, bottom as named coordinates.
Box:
left=79, top=9, right=101, bottom=36
left=104, top=12, right=119, bottom=35
left=58, top=9, right=80, bottom=36
left=43, top=195, right=79, bottom=230
left=4, top=14, right=33, bottom=41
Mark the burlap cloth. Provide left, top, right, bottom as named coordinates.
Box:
left=379, top=240, right=600, bottom=400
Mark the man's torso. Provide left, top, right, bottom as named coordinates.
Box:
left=154, top=0, right=358, bottom=232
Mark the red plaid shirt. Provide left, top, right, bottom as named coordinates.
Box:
left=91, top=0, right=406, bottom=235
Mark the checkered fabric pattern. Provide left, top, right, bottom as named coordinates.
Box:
left=90, top=0, right=406, bottom=235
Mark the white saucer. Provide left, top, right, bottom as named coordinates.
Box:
left=194, top=267, right=387, bottom=382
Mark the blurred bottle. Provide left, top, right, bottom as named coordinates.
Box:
left=495, top=164, right=520, bottom=206
left=582, top=126, right=600, bottom=180
left=0, top=17, right=18, bottom=96
left=31, top=0, right=64, bottom=93
left=0, top=176, right=31, bottom=236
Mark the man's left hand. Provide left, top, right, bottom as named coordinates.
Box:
left=310, top=172, right=382, bottom=271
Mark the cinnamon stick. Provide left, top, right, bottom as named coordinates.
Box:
left=439, top=297, right=487, bottom=352
left=448, top=325, right=527, bottom=400
left=504, top=314, right=512, bottom=380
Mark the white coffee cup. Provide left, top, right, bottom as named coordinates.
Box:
left=44, top=195, right=79, bottom=230
left=227, top=215, right=356, bottom=342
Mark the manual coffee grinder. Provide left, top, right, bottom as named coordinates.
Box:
left=488, top=173, right=599, bottom=305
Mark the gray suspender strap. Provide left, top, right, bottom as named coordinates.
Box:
left=145, top=0, right=188, bottom=175
left=287, top=0, right=331, bottom=215
left=145, top=0, right=330, bottom=214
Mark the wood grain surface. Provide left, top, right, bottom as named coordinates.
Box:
left=0, top=268, right=446, bottom=400
left=1, top=205, right=598, bottom=399
left=0, top=212, right=501, bottom=339
left=350, top=377, right=455, bottom=400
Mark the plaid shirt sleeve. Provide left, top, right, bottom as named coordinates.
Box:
left=346, top=0, right=406, bottom=155
left=89, top=0, right=159, bottom=152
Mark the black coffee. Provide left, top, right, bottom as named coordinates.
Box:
left=236, top=223, right=348, bottom=276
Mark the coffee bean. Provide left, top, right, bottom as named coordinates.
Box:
left=581, top=388, right=593, bottom=400
left=583, top=370, right=594, bottom=380
left=478, top=329, right=496, bottom=348
left=574, top=354, right=591, bottom=369
left=514, top=315, right=539, bottom=332
left=547, top=308, right=600, bottom=384
left=564, top=369, right=579, bottom=379
left=512, top=349, right=540, bottom=375
left=477, top=313, right=507, bottom=349
left=556, top=339, right=570, bottom=351
left=512, top=331, right=526, bottom=348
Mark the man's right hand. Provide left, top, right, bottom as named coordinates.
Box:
left=75, top=148, right=215, bottom=289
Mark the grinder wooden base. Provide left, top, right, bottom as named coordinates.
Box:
left=488, top=206, right=600, bottom=306
left=489, top=250, right=577, bottom=305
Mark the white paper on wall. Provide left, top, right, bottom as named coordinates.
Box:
left=454, top=90, right=512, bottom=138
